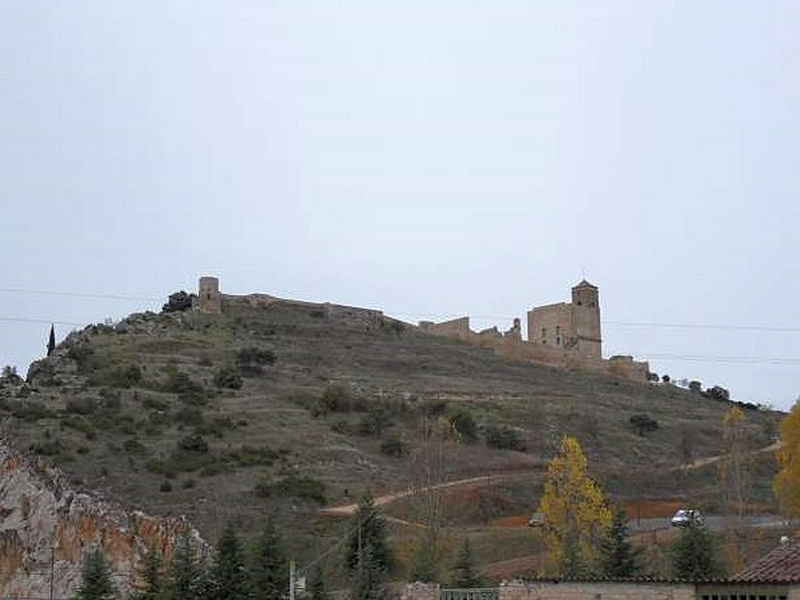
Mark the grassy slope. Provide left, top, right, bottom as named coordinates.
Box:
left=0, top=295, right=783, bottom=580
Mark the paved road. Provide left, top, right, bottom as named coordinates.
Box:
left=627, top=515, right=788, bottom=532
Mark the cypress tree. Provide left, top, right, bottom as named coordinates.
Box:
left=47, top=324, right=56, bottom=356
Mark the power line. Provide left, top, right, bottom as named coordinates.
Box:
left=0, top=288, right=796, bottom=333
left=0, top=287, right=160, bottom=302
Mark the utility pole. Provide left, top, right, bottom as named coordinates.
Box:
left=289, top=559, right=296, bottom=600
left=49, top=546, right=54, bottom=600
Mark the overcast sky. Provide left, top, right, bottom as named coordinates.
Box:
left=1, top=2, right=797, bottom=410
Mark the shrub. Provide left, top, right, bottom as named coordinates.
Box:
left=213, top=366, right=243, bottom=390
left=177, top=434, right=209, bottom=454
left=65, top=397, right=98, bottom=415
left=450, top=410, right=479, bottom=443
left=358, top=407, right=393, bottom=437
left=380, top=432, right=405, bottom=456
left=173, top=406, right=204, bottom=427
left=1, top=399, right=55, bottom=421
left=271, top=475, right=327, bottom=505
left=161, top=368, right=206, bottom=403
left=311, top=382, right=363, bottom=416
left=704, top=386, right=730, bottom=402
left=483, top=424, right=527, bottom=452
left=123, top=438, right=148, bottom=455
left=629, top=413, right=659, bottom=436
left=30, top=439, right=63, bottom=456
left=236, top=347, right=276, bottom=376
left=160, top=480, right=173, bottom=492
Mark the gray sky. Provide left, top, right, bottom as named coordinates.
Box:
left=2, top=2, right=798, bottom=409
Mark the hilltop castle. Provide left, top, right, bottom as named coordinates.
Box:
left=419, top=280, right=649, bottom=381
left=196, top=276, right=649, bottom=382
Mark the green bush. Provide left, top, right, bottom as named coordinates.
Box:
left=0, top=399, right=55, bottom=421
left=30, top=439, right=63, bottom=456
left=213, top=366, right=243, bottom=390
left=380, top=432, right=405, bottom=456
left=450, top=410, right=479, bottom=443
left=236, top=347, right=276, bottom=376
left=161, top=368, right=207, bottom=405
left=65, top=397, right=98, bottom=415
left=310, top=382, right=365, bottom=416
left=257, top=474, right=327, bottom=505
left=629, top=414, right=659, bottom=436
left=177, top=434, right=209, bottom=454
left=483, top=424, right=527, bottom=452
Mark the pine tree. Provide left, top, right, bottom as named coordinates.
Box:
left=165, top=535, right=209, bottom=600
left=307, top=566, right=330, bottom=600
left=599, top=507, right=642, bottom=578
left=73, top=548, right=116, bottom=600
left=346, top=494, right=392, bottom=600
left=671, top=522, right=723, bottom=580
left=211, top=525, right=247, bottom=600
left=450, top=538, right=484, bottom=588
left=247, top=518, right=286, bottom=600
left=130, top=547, right=165, bottom=600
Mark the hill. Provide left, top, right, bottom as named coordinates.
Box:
left=0, top=291, right=784, bottom=582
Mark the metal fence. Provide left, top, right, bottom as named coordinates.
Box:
left=440, top=588, right=500, bottom=600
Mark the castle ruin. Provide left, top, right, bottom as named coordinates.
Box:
left=420, top=280, right=649, bottom=381
left=196, top=276, right=649, bottom=382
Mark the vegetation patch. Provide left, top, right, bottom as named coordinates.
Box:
left=255, top=474, right=327, bottom=505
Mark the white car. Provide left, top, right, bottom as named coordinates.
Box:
left=671, top=508, right=703, bottom=527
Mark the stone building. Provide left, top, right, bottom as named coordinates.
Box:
left=527, top=280, right=601, bottom=360
left=197, top=276, right=222, bottom=313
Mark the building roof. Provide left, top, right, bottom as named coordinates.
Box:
left=572, top=279, right=598, bottom=290
left=732, top=533, right=800, bottom=583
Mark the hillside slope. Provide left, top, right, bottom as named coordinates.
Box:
left=0, top=293, right=782, bottom=579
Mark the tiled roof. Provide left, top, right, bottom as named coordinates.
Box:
left=732, top=534, right=800, bottom=583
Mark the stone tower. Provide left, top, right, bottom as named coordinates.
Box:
left=197, top=276, right=222, bottom=313
left=526, top=280, right=602, bottom=360
left=570, top=279, right=601, bottom=359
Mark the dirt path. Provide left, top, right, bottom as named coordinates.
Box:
left=318, top=471, right=540, bottom=517
left=319, top=441, right=783, bottom=520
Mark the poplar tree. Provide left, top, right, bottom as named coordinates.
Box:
left=537, top=436, right=612, bottom=577
left=774, top=401, right=800, bottom=518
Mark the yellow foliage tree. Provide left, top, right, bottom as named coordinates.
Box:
left=774, top=401, right=800, bottom=518
left=536, top=435, right=612, bottom=577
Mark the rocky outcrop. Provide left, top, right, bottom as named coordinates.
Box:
left=0, top=440, right=206, bottom=598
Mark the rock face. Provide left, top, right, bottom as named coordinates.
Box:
left=0, top=440, right=205, bottom=598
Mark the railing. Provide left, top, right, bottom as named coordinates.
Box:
left=440, top=588, right=500, bottom=600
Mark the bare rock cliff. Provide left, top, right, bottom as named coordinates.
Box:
left=0, top=439, right=205, bottom=598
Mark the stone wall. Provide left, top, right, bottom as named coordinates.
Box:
left=402, top=582, right=697, bottom=600
left=499, top=580, right=696, bottom=600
